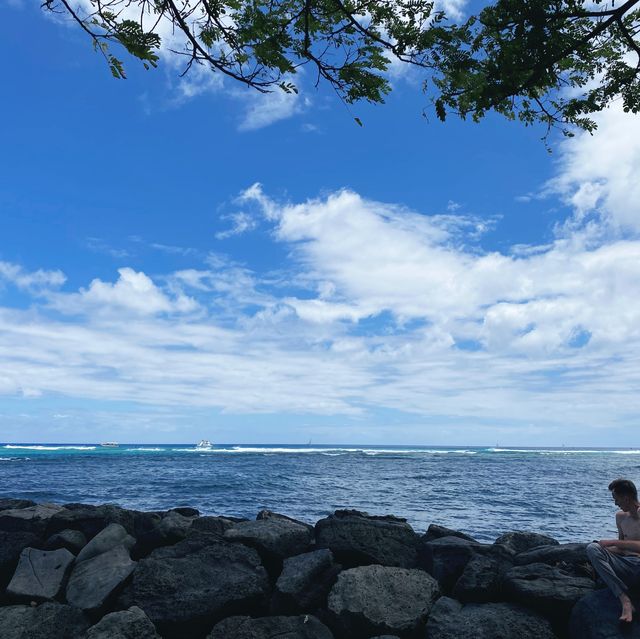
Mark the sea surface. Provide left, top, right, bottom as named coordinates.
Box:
left=1, top=443, right=638, bottom=543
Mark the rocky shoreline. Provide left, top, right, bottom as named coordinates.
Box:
left=0, top=498, right=634, bottom=638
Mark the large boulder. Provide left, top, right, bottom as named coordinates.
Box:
left=315, top=510, right=419, bottom=569
left=503, top=562, right=595, bottom=619
left=0, top=603, right=90, bottom=639
left=494, top=531, right=559, bottom=555
left=0, top=504, right=64, bottom=535
left=127, top=532, right=270, bottom=638
left=224, top=511, right=313, bottom=576
left=76, top=523, right=135, bottom=564
left=425, top=596, right=557, bottom=639
left=44, top=529, right=87, bottom=555
left=134, top=511, right=195, bottom=557
left=272, top=549, right=341, bottom=613
left=0, top=499, right=36, bottom=511
left=47, top=504, right=158, bottom=542
left=514, top=543, right=592, bottom=577
left=0, top=531, right=40, bottom=593
left=327, top=564, right=440, bottom=638
left=7, top=547, right=75, bottom=602
left=191, top=516, right=241, bottom=536
left=86, top=606, right=161, bottom=639
left=569, top=588, right=640, bottom=639
left=206, top=615, right=334, bottom=639
left=452, top=554, right=512, bottom=603
left=419, top=535, right=513, bottom=593
left=423, top=524, right=477, bottom=543
left=66, top=545, right=136, bottom=613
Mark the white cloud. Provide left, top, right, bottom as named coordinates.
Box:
left=50, top=267, right=198, bottom=316
left=547, top=104, right=640, bottom=233
left=237, top=88, right=306, bottom=132
left=0, top=261, right=66, bottom=290
left=2, top=179, right=640, bottom=436
left=215, top=211, right=257, bottom=239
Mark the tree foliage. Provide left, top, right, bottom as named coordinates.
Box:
left=42, top=0, right=640, bottom=134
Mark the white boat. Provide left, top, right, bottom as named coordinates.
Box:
left=196, top=440, right=212, bottom=450
left=100, top=442, right=119, bottom=448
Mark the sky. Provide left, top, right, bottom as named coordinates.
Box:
left=1, top=1, right=639, bottom=446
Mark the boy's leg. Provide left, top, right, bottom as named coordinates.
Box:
left=586, top=543, right=640, bottom=597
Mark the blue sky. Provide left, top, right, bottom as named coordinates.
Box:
left=1, top=0, right=640, bottom=445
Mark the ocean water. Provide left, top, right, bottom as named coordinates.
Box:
left=1, top=443, right=638, bottom=543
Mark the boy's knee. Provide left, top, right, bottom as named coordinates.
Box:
left=587, top=541, right=603, bottom=558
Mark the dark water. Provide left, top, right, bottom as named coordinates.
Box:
left=1, top=444, right=637, bottom=543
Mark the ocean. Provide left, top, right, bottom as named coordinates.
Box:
left=1, top=443, right=637, bottom=543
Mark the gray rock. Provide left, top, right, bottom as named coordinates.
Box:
left=66, top=545, right=136, bottom=612
left=503, top=562, right=595, bottom=620
left=514, top=543, right=591, bottom=576
left=0, top=531, right=40, bottom=592
left=453, top=554, right=512, bottom=603
left=425, top=596, right=557, bottom=639
left=44, top=529, right=87, bottom=555
left=86, top=606, right=161, bottom=639
left=494, top=531, right=559, bottom=555
left=76, top=523, right=135, bottom=564
left=0, top=504, right=64, bottom=535
left=327, top=564, right=439, bottom=637
left=224, top=512, right=313, bottom=576
left=569, top=588, right=640, bottom=639
left=206, top=615, right=334, bottom=639
left=7, top=547, right=75, bottom=601
left=0, top=499, right=36, bottom=511
left=0, top=603, right=90, bottom=639
left=134, top=511, right=193, bottom=556
left=128, top=532, right=270, bottom=638
left=315, top=510, right=419, bottom=569
left=273, top=549, right=341, bottom=613
left=169, top=507, right=199, bottom=518
left=191, top=516, right=240, bottom=536
left=47, top=504, right=156, bottom=542
left=419, top=535, right=513, bottom=593
left=423, top=524, right=477, bottom=543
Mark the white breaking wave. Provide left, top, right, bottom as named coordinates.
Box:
left=176, top=446, right=478, bottom=455
left=2, top=445, right=97, bottom=451
left=125, top=448, right=164, bottom=452
left=488, top=448, right=640, bottom=454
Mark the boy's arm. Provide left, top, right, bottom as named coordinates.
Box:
left=616, top=512, right=625, bottom=540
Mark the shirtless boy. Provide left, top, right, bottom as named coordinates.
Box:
left=587, top=478, right=640, bottom=622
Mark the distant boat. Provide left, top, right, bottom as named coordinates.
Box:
left=196, top=440, right=212, bottom=450
left=100, top=442, right=119, bottom=448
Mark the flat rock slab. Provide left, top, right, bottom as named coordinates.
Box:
left=76, top=523, right=135, bottom=564
left=315, top=510, right=419, bottom=568
left=129, top=532, right=270, bottom=638
left=7, top=547, right=74, bottom=601
left=423, top=524, right=477, bottom=543
left=86, top=606, right=161, bottom=639
left=66, top=544, right=136, bottom=612
left=0, top=504, right=64, bottom=535
left=0, top=603, right=90, bottom=639
left=425, top=597, right=557, bottom=639
left=0, top=531, right=40, bottom=590
left=273, top=549, right=341, bottom=613
left=327, top=564, right=439, bottom=637
left=570, top=588, right=640, bottom=639
left=503, top=562, right=595, bottom=616
left=207, top=615, right=334, bottom=639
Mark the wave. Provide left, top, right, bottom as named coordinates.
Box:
left=175, top=446, right=478, bottom=455
left=2, top=445, right=97, bottom=451
left=488, top=448, right=640, bottom=455
left=125, top=448, right=164, bottom=452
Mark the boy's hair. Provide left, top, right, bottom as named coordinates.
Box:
left=609, top=478, right=638, bottom=499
